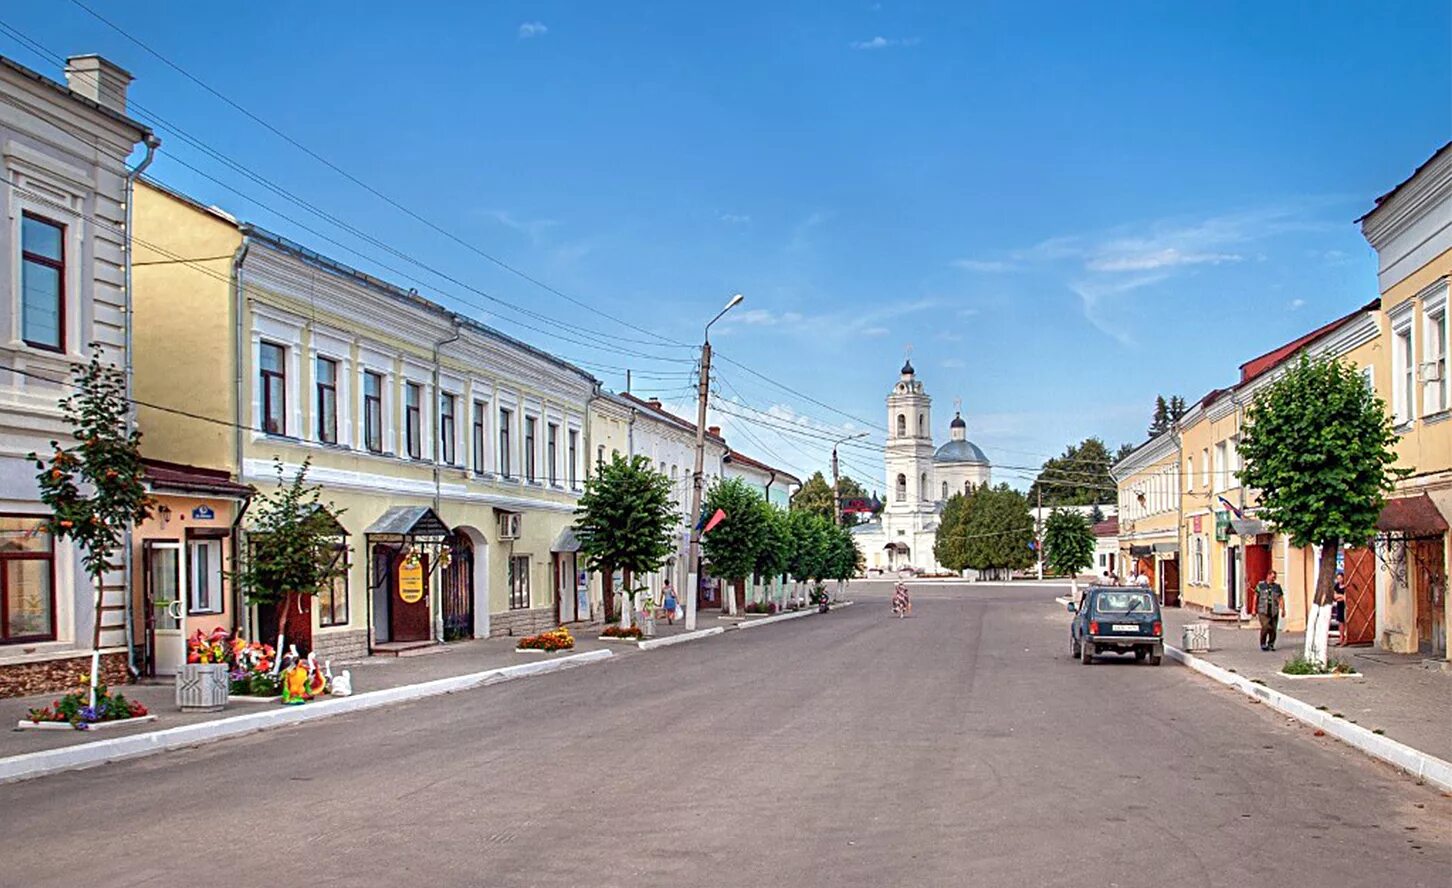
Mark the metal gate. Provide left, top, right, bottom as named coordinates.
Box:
left=442, top=532, right=474, bottom=641
left=1341, top=546, right=1376, bottom=645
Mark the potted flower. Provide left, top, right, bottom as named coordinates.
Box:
left=177, top=627, right=232, bottom=711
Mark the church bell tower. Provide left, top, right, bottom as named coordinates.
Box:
left=885, top=359, right=934, bottom=519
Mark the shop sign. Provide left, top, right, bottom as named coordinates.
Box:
left=399, top=561, right=425, bottom=604
left=1192, top=515, right=1202, bottom=534
left=1214, top=511, right=1231, bottom=542
left=192, top=505, right=215, bottom=520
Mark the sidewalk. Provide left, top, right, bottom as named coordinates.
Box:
left=1163, top=607, right=1452, bottom=765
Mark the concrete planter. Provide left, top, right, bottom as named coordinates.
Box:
left=176, top=663, right=230, bottom=712
left=17, top=715, right=158, bottom=731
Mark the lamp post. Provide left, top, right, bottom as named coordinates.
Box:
left=685, top=293, right=744, bottom=631
left=832, top=432, right=869, bottom=526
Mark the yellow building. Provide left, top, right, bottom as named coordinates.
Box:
left=1112, top=432, right=1181, bottom=603
left=133, top=180, right=599, bottom=662
left=1360, top=143, right=1452, bottom=660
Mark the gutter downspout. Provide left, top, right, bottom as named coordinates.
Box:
left=122, top=135, right=160, bottom=680
left=229, top=493, right=252, bottom=636
left=1173, top=424, right=1184, bottom=607
left=1232, top=389, right=1248, bottom=617
left=231, top=237, right=251, bottom=639
left=431, top=321, right=462, bottom=644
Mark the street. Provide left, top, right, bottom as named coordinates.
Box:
left=2, top=581, right=1449, bottom=888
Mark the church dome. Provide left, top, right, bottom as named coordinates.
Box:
left=949, top=411, right=966, bottom=430
left=901, top=359, right=915, bottom=375
left=934, top=439, right=988, bottom=464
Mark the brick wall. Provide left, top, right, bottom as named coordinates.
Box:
left=0, top=651, right=130, bottom=699
left=489, top=607, right=559, bottom=638
left=312, top=629, right=369, bottom=664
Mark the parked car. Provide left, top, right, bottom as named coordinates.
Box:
left=1068, top=586, right=1163, bottom=665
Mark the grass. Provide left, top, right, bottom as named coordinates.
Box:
left=1373, top=728, right=1386, bottom=736
left=1281, top=655, right=1357, bottom=676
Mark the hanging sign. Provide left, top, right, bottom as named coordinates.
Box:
left=399, top=560, right=425, bottom=604
left=192, top=505, right=215, bottom=521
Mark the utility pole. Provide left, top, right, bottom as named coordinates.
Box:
left=831, top=432, right=868, bottom=526
left=685, top=294, right=744, bottom=632
left=1036, top=486, right=1044, bottom=581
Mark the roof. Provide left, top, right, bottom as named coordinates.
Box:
left=551, top=526, right=581, bottom=553
left=724, top=450, right=801, bottom=486
left=1357, top=142, right=1452, bottom=224
left=1237, top=298, right=1380, bottom=385
left=616, top=392, right=726, bottom=444
left=364, top=506, right=450, bottom=538
left=0, top=55, right=152, bottom=138
left=1376, top=493, right=1449, bottom=537
left=949, top=412, right=966, bottom=429
left=933, top=439, right=989, bottom=464
left=142, top=459, right=251, bottom=498
left=1093, top=516, right=1119, bottom=538
left=901, top=359, right=915, bottom=375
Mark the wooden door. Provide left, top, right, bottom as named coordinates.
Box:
left=442, top=534, right=474, bottom=641
left=1244, top=544, right=1271, bottom=614
left=556, top=554, right=577, bottom=623
left=390, top=552, right=431, bottom=643
left=1341, top=546, right=1376, bottom=645
left=1413, top=540, right=1447, bottom=657
left=1161, top=558, right=1181, bottom=607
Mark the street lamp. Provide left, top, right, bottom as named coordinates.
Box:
left=832, top=432, right=869, bottom=526
left=685, top=294, right=744, bottom=631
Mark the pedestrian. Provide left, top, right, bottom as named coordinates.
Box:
left=661, top=580, right=678, bottom=626
left=1256, top=570, right=1285, bottom=652
left=1332, top=570, right=1348, bottom=646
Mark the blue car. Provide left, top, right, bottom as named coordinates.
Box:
left=1068, top=587, right=1164, bottom=665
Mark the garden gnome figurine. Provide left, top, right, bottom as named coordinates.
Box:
left=280, top=654, right=310, bottom=705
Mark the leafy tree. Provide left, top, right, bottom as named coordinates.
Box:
left=1028, top=437, right=1116, bottom=506
left=31, top=348, right=152, bottom=706
left=234, top=459, right=348, bottom=646
left=1237, top=354, right=1403, bottom=664
left=753, top=502, right=791, bottom=603
left=1148, top=395, right=1171, bottom=437
left=962, top=484, right=1035, bottom=578
left=790, top=471, right=835, bottom=522
left=786, top=509, right=831, bottom=587
left=934, top=492, right=971, bottom=572
left=701, top=477, right=769, bottom=614
left=573, top=454, right=679, bottom=627
left=1043, top=507, right=1095, bottom=598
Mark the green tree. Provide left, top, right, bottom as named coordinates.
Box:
left=1148, top=395, right=1171, bottom=437
left=702, top=477, right=769, bottom=614
left=934, top=492, right=972, bottom=572
left=31, top=347, right=152, bottom=706
left=234, top=459, right=348, bottom=646
left=962, top=484, right=1035, bottom=578
left=1043, top=508, right=1095, bottom=598
left=1237, top=354, right=1403, bottom=664
left=574, top=454, right=679, bottom=627
left=786, top=509, right=831, bottom=589
left=754, top=502, right=792, bottom=604
left=1028, top=437, right=1116, bottom=506
left=790, top=471, right=835, bottom=522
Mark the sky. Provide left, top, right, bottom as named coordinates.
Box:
left=5, top=1, right=1450, bottom=494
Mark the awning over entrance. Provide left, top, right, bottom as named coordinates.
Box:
left=1152, top=542, right=1179, bottom=554
left=884, top=542, right=909, bottom=553
left=1376, top=493, right=1449, bottom=538
left=365, top=506, right=450, bottom=540
left=552, top=526, right=582, bottom=553
left=1129, top=545, right=1152, bottom=556
left=1230, top=518, right=1267, bottom=537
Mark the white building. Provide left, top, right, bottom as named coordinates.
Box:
left=853, top=361, right=992, bottom=572
left=0, top=54, right=153, bottom=695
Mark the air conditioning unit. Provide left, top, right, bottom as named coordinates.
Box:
left=497, top=512, right=522, bottom=541
left=1420, top=361, right=1444, bottom=382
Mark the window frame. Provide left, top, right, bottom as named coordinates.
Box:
left=363, top=370, right=384, bottom=453
left=0, top=516, right=56, bottom=643
left=499, top=407, right=514, bottom=478
left=568, top=429, right=579, bottom=489
left=404, top=382, right=423, bottom=460
left=525, top=417, right=537, bottom=482
left=1393, top=317, right=1416, bottom=425
left=259, top=341, right=288, bottom=436
left=315, top=356, right=339, bottom=445
left=1423, top=296, right=1449, bottom=416
left=186, top=536, right=225, bottom=616
left=895, top=473, right=907, bottom=502
left=440, top=392, right=457, bottom=465
left=472, top=399, right=487, bottom=475
left=318, top=542, right=349, bottom=627
left=19, top=213, right=66, bottom=353
left=547, top=423, right=559, bottom=486
left=509, top=555, right=531, bottom=610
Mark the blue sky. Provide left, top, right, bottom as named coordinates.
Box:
left=6, top=1, right=1450, bottom=492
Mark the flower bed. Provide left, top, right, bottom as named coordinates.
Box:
left=743, top=601, right=779, bottom=615
left=189, top=627, right=281, bottom=697
left=601, top=625, right=643, bottom=639
left=21, top=675, right=150, bottom=731
left=517, top=626, right=575, bottom=652
left=1281, top=655, right=1360, bottom=677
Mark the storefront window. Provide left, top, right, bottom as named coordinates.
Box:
left=509, top=555, right=530, bottom=610
left=319, top=544, right=349, bottom=627
left=1, top=517, right=54, bottom=642
left=188, top=537, right=224, bottom=614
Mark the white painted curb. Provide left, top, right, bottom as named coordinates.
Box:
left=737, top=601, right=855, bottom=630
left=0, top=648, right=613, bottom=785
left=1166, top=644, right=1452, bottom=792
left=637, top=627, right=724, bottom=650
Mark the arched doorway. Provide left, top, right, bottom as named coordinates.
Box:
left=442, top=530, right=474, bottom=640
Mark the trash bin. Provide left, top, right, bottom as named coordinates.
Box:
left=1182, top=622, right=1211, bottom=653
left=177, top=663, right=230, bottom=711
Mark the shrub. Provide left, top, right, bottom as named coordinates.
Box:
left=1282, top=655, right=1356, bottom=676
left=518, top=626, right=575, bottom=651
left=601, top=625, right=643, bottom=639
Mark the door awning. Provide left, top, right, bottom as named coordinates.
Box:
left=1129, top=545, right=1152, bottom=556
left=884, top=542, right=909, bottom=553
left=1152, top=542, right=1180, bottom=554
left=552, top=526, right=582, bottom=553
left=1376, top=493, right=1449, bottom=537
left=364, top=506, right=450, bottom=540
left=1230, top=518, right=1267, bottom=537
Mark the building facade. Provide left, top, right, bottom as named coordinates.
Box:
left=0, top=54, right=152, bottom=696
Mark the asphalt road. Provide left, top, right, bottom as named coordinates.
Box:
left=3, top=581, right=1449, bottom=887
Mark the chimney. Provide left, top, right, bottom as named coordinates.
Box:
left=708, top=426, right=721, bottom=437
left=65, top=55, right=134, bottom=114
left=646, top=398, right=662, bottom=411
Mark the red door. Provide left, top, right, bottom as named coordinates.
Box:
left=1161, top=558, right=1181, bottom=607
left=1244, top=544, right=1271, bottom=614
left=390, top=552, right=431, bottom=643
left=1341, top=547, right=1376, bottom=645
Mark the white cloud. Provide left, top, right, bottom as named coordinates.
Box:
left=935, top=331, right=963, bottom=342
left=862, top=326, right=891, bottom=337
left=1288, top=298, right=1306, bottom=310
left=850, top=36, right=920, bottom=50
left=1085, top=249, right=1242, bottom=272
left=1068, top=273, right=1170, bottom=347
left=729, top=308, right=804, bottom=327
left=481, top=209, right=559, bottom=244
left=956, top=308, right=980, bottom=318
left=941, top=358, right=966, bottom=368
left=719, top=212, right=752, bottom=225
left=518, top=21, right=548, bottom=38
left=951, top=258, right=1014, bottom=272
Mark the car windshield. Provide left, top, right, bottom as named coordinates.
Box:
left=1094, top=591, right=1155, bottom=615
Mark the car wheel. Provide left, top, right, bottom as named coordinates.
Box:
left=1080, top=642, right=1093, bottom=665
left=1148, top=653, right=1162, bottom=666
left=1134, top=649, right=1147, bottom=661
left=1070, top=635, right=1081, bottom=658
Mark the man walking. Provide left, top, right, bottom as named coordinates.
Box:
left=1256, top=570, right=1285, bottom=651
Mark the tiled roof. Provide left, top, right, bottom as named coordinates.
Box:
left=1092, top=516, right=1119, bottom=537
left=142, top=460, right=251, bottom=497
left=1237, top=298, right=1380, bottom=385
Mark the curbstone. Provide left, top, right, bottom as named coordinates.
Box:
left=0, top=648, right=613, bottom=785
left=737, top=601, right=854, bottom=630
left=637, top=627, right=725, bottom=650
left=1166, top=644, right=1452, bottom=792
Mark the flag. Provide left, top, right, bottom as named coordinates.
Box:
left=1216, top=496, right=1244, bottom=520
left=702, top=508, right=726, bottom=534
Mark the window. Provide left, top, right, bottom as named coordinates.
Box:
left=1186, top=456, right=1194, bottom=493
left=318, top=543, right=349, bottom=627
left=942, top=481, right=949, bottom=499
left=405, top=382, right=422, bottom=459
left=0, top=517, right=54, bottom=642
left=363, top=371, right=383, bottom=453
left=1200, top=448, right=1210, bottom=489
left=568, top=430, right=579, bottom=488
left=1213, top=441, right=1227, bottom=494
left=895, top=473, right=907, bottom=502
left=1093, top=590, right=1154, bottom=615
left=918, top=414, right=925, bottom=436
left=920, top=472, right=928, bottom=501
left=1228, top=435, right=1241, bottom=489
left=1424, top=300, right=1448, bottom=415
left=473, top=400, right=487, bottom=474
left=1193, top=535, right=1206, bottom=585
left=315, top=357, right=338, bottom=444
left=596, top=444, right=605, bottom=469
left=1394, top=321, right=1415, bottom=424
left=547, top=423, right=559, bottom=486
left=440, top=393, right=456, bottom=465
left=509, top=555, right=531, bottom=609
left=896, top=414, right=906, bottom=437
left=525, top=417, right=537, bottom=482
left=260, top=342, right=287, bottom=435
left=145, top=541, right=180, bottom=632
left=1362, top=365, right=1375, bottom=395
left=21, top=214, right=65, bottom=351
left=187, top=537, right=223, bottom=614
left=499, top=408, right=513, bottom=477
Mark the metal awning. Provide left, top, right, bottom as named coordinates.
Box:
left=1230, top=518, right=1267, bottom=537
left=1376, top=493, right=1449, bottom=538
left=1129, top=545, right=1152, bottom=556
left=364, top=506, right=450, bottom=540
left=1152, top=542, right=1179, bottom=554
left=552, top=526, right=582, bottom=553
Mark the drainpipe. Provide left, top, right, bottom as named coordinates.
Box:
left=229, top=494, right=252, bottom=635
left=431, top=321, right=462, bottom=644
left=230, top=237, right=251, bottom=638
left=121, top=134, right=160, bottom=679
left=1232, top=389, right=1248, bottom=615
left=1173, top=424, right=1184, bottom=607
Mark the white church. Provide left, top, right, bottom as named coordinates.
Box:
left=853, top=360, right=992, bottom=573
